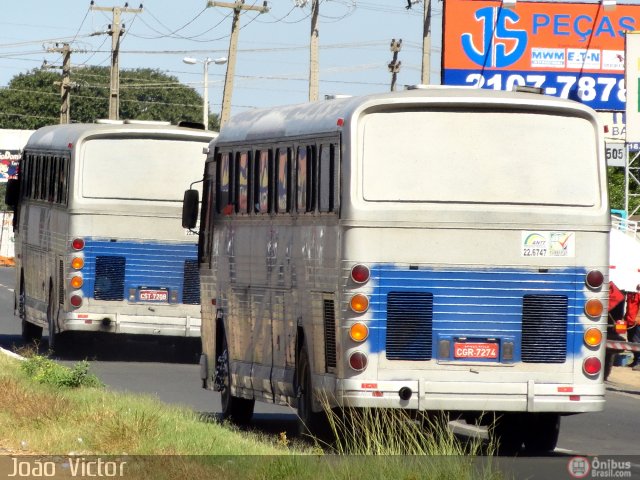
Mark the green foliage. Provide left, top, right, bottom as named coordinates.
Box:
left=21, top=355, right=103, bottom=389
left=0, top=67, right=218, bottom=130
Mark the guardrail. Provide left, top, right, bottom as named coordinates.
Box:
left=612, top=214, right=639, bottom=236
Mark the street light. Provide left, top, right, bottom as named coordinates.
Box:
left=183, top=56, right=228, bottom=129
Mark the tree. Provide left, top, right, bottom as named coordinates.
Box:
left=0, top=67, right=219, bottom=130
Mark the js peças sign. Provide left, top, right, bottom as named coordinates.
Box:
left=442, top=0, right=639, bottom=111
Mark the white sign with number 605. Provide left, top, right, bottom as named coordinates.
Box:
left=605, top=142, right=626, bottom=167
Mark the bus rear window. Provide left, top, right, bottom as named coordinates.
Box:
left=81, top=138, right=206, bottom=201
left=360, top=110, right=599, bottom=206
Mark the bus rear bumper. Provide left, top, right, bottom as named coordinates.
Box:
left=61, top=314, right=201, bottom=338
left=334, top=379, right=605, bottom=413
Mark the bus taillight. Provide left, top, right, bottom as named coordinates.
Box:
left=583, top=357, right=601, bottom=376
left=585, top=270, right=604, bottom=290
left=584, top=298, right=603, bottom=318
left=349, top=322, right=369, bottom=342
left=70, top=295, right=82, bottom=308
left=350, top=294, right=369, bottom=313
left=71, top=257, right=84, bottom=269
left=70, top=276, right=83, bottom=289
left=584, top=327, right=603, bottom=347
left=349, top=351, right=368, bottom=371
left=72, top=238, right=85, bottom=250
left=351, top=264, right=370, bottom=284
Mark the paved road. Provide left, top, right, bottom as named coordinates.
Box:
left=1, top=266, right=639, bottom=454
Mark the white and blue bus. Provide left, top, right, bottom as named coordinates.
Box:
left=7, top=121, right=215, bottom=350
left=184, top=86, right=610, bottom=453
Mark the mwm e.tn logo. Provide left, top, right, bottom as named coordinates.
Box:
left=462, top=7, right=527, bottom=68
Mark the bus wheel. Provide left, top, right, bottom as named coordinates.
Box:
left=47, top=289, right=59, bottom=350
left=218, top=335, right=254, bottom=424
left=604, top=350, right=615, bottom=381
left=522, top=413, right=560, bottom=454
left=21, top=319, right=42, bottom=343
left=296, top=345, right=331, bottom=442
left=20, top=283, right=42, bottom=343
left=489, top=413, right=524, bottom=456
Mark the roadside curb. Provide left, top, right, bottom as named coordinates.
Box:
left=0, top=346, right=25, bottom=361
left=605, top=380, right=640, bottom=396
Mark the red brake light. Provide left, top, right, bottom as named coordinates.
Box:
left=583, top=357, right=601, bottom=376
left=349, top=351, right=368, bottom=371
left=72, top=238, right=85, bottom=250
left=70, top=295, right=82, bottom=308
left=586, top=270, right=604, bottom=289
left=351, top=264, right=370, bottom=284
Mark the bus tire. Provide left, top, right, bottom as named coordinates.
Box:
left=22, top=319, right=42, bottom=344
left=490, top=413, right=524, bottom=456
left=604, top=350, right=615, bottom=381
left=296, top=345, right=331, bottom=441
left=219, top=335, right=254, bottom=424
left=20, top=281, right=42, bottom=343
left=522, top=413, right=560, bottom=454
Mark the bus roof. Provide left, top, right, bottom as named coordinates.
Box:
left=216, top=86, right=598, bottom=144
left=25, top=122, right=217, bottom=151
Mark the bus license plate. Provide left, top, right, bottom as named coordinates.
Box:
left=453, top=342, right=498, bottom=359
left=139, top=289, right=168, bottom=302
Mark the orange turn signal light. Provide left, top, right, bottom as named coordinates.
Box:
left=350, top=294, right=369, bottom=313
left=349, top=323, right=369, bottom=342
left=584, top=327, right=602, bottom=347
left=70, top=276, right=83, bottom=289
left=584, top=298, right=603, bottom=318
left=71, top=257, right=84, bottom=270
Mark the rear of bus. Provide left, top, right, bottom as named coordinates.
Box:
left=338, top=89, right=609, bottom=427
left=62, top=126, right=214, bottom=338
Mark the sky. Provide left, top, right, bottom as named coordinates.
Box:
left=0, top=0, right=444, bottom=123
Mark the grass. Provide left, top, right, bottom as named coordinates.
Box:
left=0, top=351, right=505, bottom=479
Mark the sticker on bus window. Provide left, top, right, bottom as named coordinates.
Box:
left=521, top=231, right=575, bottom=258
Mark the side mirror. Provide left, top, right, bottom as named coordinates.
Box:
left=5, top=178, right=20, bottom=209
left=182, top=189, right=199, bottom=229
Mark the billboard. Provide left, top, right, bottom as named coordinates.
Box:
left=626, top=31, right=640, bottom=143
left=0, top=129, right=34, bottom=183
left=442, top=0, right=640, bottom=111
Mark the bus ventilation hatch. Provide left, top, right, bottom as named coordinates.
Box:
left=94, top=256, right=126, bottom=301
left=182, top=260, right=200, bottom=305
left=323, top=299, right=337, bottom=371
left=521, top=294, right=568, bottom=363
left=386, top=292, right=433, bottom=361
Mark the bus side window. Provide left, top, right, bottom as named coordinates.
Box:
left=216, top=152, right=231, bottom=214
left=318, top=144, right=331, bottom=213
left=59, top=157, right=68, bottom=205
left=330, top=143, right=340, bottom=212
left=236, top=151, right=250, bottom=214
left=48, top=156, right=57, bottom=203
left=276, top=148, right=291, bottom=214
left=307, top=145, right=316, bottom=212
left=40, top=155, right=49, bottom=202
left=34, top=155, right=41, bottom=200
left=254, top=150, right=271, bottom=214
left=22, top=153, right=31, bottom=199
left=296, top=146, right=307, bottom=213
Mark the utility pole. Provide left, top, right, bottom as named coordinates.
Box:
left=388, top=39, right=402, bottom=91
left=207, top=1, right=269, bottom=128
left=91, top=3, right=143, bottom=120
left=46, top=43, right=73, bottom=124
left=421, top=0, right=431, bottom=84
left=407, top=0, right=431, bottom=84
left=309, top=0, right=319, bottom=101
